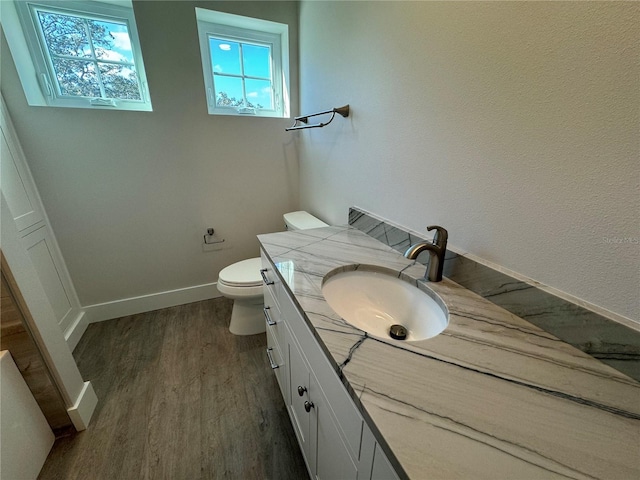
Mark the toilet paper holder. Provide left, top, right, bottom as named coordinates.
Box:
left=204, top=228, right=225, bottom=245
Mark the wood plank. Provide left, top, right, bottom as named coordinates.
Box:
left=38, top=298, right=308, bottom=480
left=1, top=269, right=72, bottom=433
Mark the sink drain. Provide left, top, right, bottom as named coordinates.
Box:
left=389, top=324, right=408, bottom=340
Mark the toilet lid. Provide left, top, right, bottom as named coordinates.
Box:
left=218, top=257, right=263, bottom=287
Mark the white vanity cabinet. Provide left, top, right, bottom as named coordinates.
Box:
left=261, top=249, right=400, bottom=480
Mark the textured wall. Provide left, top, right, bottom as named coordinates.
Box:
left=298, top=1, right=639, bottom=321
left=1, top=1, right=299, bottom=306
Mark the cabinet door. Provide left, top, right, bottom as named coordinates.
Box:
left=0, top=127, right=44, bottom=233
left=371, top=443, right=400, bottom=480
left=281, top=282, right=364, bottom=460
left=23, top=227, right=72, bottom=330
left=287, top=330, right=315, bottom=475
left=312, top=374, right=359, bottom=480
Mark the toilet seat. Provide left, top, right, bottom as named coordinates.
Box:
left=218, top=257, right=262, bottom=288
left=217, top=282, right=263, bottom=299
left=217, top=257, right=265, bottom=335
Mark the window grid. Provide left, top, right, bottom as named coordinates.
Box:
left=210, top=37, right=274, bottom=111
left=31, top=6, right=142, bottom=101
left=9, top=0, right=152, bottom=111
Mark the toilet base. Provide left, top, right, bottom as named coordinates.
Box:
left=228, top=297, right=266, bottom=335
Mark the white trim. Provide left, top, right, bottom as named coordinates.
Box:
left=195, top=7, right=289, bottom=118
left=64, top=310, right=88, bottom=352
left=2, top=95, right=85, bottom=350
left=5, top=0, right=152, bottom=111
left=195, top=8, right=287, bottom=34
left=66, top=381, right=97, bottom=431
left=0, top=0, right=48, bottom=105
left=1, top=195, right=86, bottom=406
left=84, top=282, right=222, bottom=323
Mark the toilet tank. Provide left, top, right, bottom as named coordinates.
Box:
left=284, top=211, right=329, bottom=230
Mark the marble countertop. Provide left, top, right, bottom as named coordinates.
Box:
left=258, top=226, right=640, bottom=480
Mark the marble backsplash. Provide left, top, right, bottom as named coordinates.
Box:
left=349, top=207, right=640, bottom=381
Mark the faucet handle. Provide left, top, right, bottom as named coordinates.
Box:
left=426, top=225, right=448, bottom=246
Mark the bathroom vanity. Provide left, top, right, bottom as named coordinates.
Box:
left=261, top=250, right=397, bottom=479
left=259, top=226, right=640, bottom=480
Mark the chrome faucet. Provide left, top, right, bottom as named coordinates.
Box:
left=404, top=226, right=448, bottom=282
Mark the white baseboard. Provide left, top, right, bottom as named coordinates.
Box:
left=64, top=310, right=88, bottom=352
left=67, top=381, right=97, bottom=431
left=84, top=282, right=221, bottom=324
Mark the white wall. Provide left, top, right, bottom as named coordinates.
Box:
left=1, top=1, right=299, bottom=308
left=298, top=1, right=639, bottom=322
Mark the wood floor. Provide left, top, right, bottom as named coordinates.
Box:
left=38, top=298, right=308, bottom=480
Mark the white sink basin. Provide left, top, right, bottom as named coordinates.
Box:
left=321, top=267, right=448, bottom=341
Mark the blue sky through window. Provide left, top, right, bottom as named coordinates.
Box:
left=209, top=37, right=273, bottom=109
left=93, top=21, right=135, bottom=63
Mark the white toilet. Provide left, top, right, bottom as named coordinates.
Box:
left=217, top=211, right=329, bottom=335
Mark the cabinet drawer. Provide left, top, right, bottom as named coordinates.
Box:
left=263, top=285, right=285, bottom=354
left=266, top=326, right=286, bottom=401
left=260, top=249, right=280, bottom=308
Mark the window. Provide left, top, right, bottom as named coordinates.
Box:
left=195, top=8, right=290, bottom=118
left=4, top=0, right=152, bottom=111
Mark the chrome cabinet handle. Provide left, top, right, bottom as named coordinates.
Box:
left=266, top=347, right=279, bottom=369
left=304, top=401, right=314, bottom=413
left=297, top=385, right=307, bottom=397
left=260, top=268, right=274, bottom=285
left=263, top=306, right=276, bottom=326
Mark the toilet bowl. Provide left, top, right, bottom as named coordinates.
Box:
left=217, top=258, right=265, bottom=335
left=218, top=211, right=328, bottom=335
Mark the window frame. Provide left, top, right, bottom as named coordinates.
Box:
left=195, top=8, right=290, bottom=118
left=6, top=0, right=152, bottom=111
